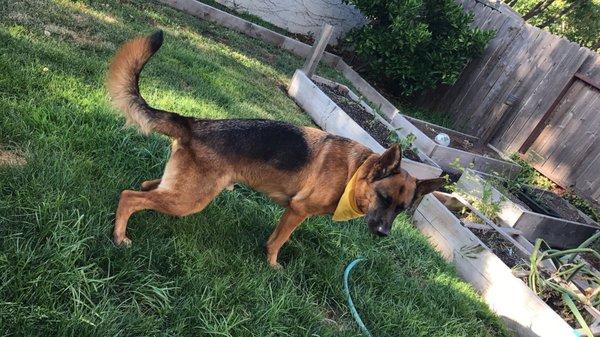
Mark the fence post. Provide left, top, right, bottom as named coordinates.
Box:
left=303, top=24, right=334, bottom=77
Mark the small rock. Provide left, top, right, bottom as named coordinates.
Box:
left=44, top=30, right=51, bottom=36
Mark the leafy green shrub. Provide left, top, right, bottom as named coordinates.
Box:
left=343, top=0, right=494, bottom=95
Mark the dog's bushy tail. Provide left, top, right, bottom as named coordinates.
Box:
left=107, top=30, right=189, bottom=139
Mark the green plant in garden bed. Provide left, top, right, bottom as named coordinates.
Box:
left=343, top=0, right=494, bottom=96
left=0, top=0, right=511, bottom=336
left=521, top=232, right=600, bottom=336
left=447, top=160, right=504, bottom=221
left=388, top=131, right=418, bottom=155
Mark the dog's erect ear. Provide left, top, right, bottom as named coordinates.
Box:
left=370, top=144, right=402, bottom=181
left=414, top=177, right=447, bottom=199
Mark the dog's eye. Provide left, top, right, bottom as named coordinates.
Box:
left=377, top=191, right=392, bottom=206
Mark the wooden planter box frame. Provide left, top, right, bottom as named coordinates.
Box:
left=456, top=169, right=599, bottom=248
left=310, top=76, right=522, bottom=179
left=288, top=70, right=443, bottom=180
left=415, top=193, right=599, bottom=337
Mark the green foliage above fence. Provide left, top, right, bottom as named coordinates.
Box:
left=343, top=0, right=494, bottom=96
left=507, top=0, right=600, bottom=52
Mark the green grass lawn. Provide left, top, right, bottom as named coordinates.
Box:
left=0, top=0, right=511, bottom=336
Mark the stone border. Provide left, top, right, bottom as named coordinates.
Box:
left=456, top=169, right=599, bottom=248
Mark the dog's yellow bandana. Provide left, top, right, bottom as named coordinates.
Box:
left=332, top=164, right=366, bottom=221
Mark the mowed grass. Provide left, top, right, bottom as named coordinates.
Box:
left=0, top=1, right=510, bottom=336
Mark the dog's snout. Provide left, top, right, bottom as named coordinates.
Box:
left=375, top=226, right=389, bottom=237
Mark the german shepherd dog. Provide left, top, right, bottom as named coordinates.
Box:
left=107, top=31, right=445, bottom=268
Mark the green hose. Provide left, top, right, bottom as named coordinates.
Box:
left=343, top=258, right=372, bottom=337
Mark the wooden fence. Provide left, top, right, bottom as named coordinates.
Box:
left=415, top=0, right=600, bottom=203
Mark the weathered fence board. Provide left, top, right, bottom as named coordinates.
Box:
left=414, top=0, right=599, bottom=202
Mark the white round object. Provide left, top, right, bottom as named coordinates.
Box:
left=434, top=133, right=451, bottom=147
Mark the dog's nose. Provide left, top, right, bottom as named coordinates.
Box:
left=375, top=226, right=389, bottom=237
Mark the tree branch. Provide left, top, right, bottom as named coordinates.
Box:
left=522, top=0, right=556, bottom=20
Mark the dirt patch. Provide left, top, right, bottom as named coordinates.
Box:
left=43, top=24, right=114, bottom=50
left=501, top=188, right=533, bottom=212
left=316, top=83, right=421, bottom=162
left=9, top=12, right=33, bottom=24
left=0, top=150, right=26, bottom=166
left=581, top=252, right=600, bottom=271
left=468, top=228, right=525, bottom=268
left=519, top=187, right=595, bottom=225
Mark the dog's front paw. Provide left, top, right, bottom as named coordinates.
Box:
left=269, top=262, right=283, bottom=270
left=114, top=236, right=132, bottom=247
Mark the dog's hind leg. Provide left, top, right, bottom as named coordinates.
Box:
left=140, top=179, right=161, bottom=191
left=114, top=144, right=230, bottom=246
left=265, top=208, right=307, bottom=268
left=113, top=180, right=226, bottom=246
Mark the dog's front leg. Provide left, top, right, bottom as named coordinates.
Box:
left=265, top=208, right=306, bottom=268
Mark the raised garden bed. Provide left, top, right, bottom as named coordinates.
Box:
left=288, top=70, right=443, bottom=180
left=456, top=169, right=600, bottom=250
left=309, top=75, right=522, bottom=179
left=404, top=115, right=503, bottom=159
left=415, top=193, right=600, bottom=337
left=315, top=81, right=426, bottom=163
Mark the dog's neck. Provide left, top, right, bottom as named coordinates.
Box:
left=346, top=153, right=378, bottom=214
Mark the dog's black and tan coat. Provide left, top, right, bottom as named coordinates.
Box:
left=107, top=31, right=445, bottom=268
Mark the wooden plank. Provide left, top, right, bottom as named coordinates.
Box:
left=430, top=145, right=522, bottom=178
left=531, top=84, right=597, bottom=179
left=456, top=169, right=600, bottom=249
left=470, top=30, right=558, bottom=139
left=458, top=26, right=547, bottom=136
left=514, top=212, right=599, bottom=249
left=455, top=169, right=527, bottom=227
left=462, top=220, right=524, bottom=235
left=544, top=93, right=600, bottom=183
left=494, top=45, right=590, bottom=153
left=518, top=74, right=576, bottom=155
left=451, top=23, right=537, bottom=131
left=302, top=24, right=334, bottom=77
left=574, top=152, right=600, bottom=203
left=494, top=43, right=585, bottom=152
left=526, top=81, right=587, bottom=161
left=432, top=6, right=506, bottom=114
left=403, top=115, right=479, bottom=142
left=334, top=62, right=399, bottom=120
left=450, top=193, right=533, bottom=258
left=413, top=195, right=575, bottom=337
left=438, top=12, right=521, bottom=120
left=447, top=15, right=527, bottom=123
left=473, top=33, right=567, bottom=143
left=578, top=53, right=600, bottom=80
